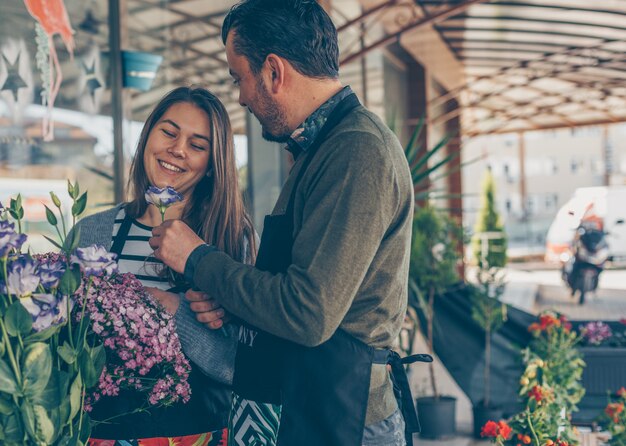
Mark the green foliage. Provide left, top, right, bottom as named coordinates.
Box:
left=603, top=389, right=626, bottom=446
left=470, top=267, right=507, bottom=406
left=484, top=311, right=584, bottom=446
left=409, top=205, right=461, bottom=397
left=0, top=181, right=103, bottom=445
left=472, top=169, right=507, bottom=268
left=410, top=205, right=461, bottom=295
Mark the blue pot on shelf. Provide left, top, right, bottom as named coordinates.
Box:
left=121, top=51, right=163, bottom=91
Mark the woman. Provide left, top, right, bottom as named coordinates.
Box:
left=77, top=87, right=280, bottom=445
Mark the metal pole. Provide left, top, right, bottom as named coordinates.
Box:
left=109, top=0, right=125, bottom=204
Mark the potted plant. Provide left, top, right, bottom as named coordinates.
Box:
left=410, top=204, right=462, bottom=439
left=576, top=320, right=626, bottom=423
left=481, top=311, right=585, bottom=446
left=469, top=169, right=509, bottom=436
left=601, top=387, right=626, bottom=446
left=470, top=266, right=507, bottom=438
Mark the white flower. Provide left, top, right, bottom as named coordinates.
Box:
left=71, top=245, right=118, bottom=277
left=20, top=293, right=73, bottom=332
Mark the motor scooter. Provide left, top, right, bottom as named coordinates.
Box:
left=562, top=221, right=609, bottom=304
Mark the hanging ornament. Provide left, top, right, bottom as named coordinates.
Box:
left=23, top=0, right=75, bottom=141
left=78, top=45, right=104, bottom=114
left=1, top=52, right=27, bottom=102
left=83, top=59, right=101, bottom=103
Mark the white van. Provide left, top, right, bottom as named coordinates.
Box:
left=545, top=186, right=626, bottom=264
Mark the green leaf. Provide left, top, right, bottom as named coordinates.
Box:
left=58, top=399, right=70, bottom=427
left=57, top=342, right=77, bottom=365
left=78, top=413, right=91, bottom=443
left=0, top=335, right=5, bottom=357
left=5, top=301, right=33, bottom=337
left=78, top=349, right=98, bottom=388
left=24, top=324, right=59, bottom=344
left=68, top=374, right=82, bottom=422
left=58, top=265, right=81, bottom=296
left=10, top=195, right=25, bottom=220
left=3, top=413, right=23, bottom=443
left=44, top=205, right=58, bottom=226
left=32, top=369, right=70, bottom=410
left=33, top=405, right=55, bottom=444
left=0, top=395, right=13, bottom=414
left=63, top=227, right=82, bottom=254
left=43, top=235, right=63, bottom=250
left=50, top=191, right=62, bottom=209
left=71, top=193, right=87, bottom=217
left=67, top=180, right=75, bottom=199
left=0, top=360, right=18, bottom=393
left=70, top=226, right=81, bottom=252
left=20, top=400, right=36, bottom=439
left=21, top=342, right=52, bottom=398
left=91, top=344, right=106, bottom=383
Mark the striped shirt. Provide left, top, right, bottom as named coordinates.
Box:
left=112, top=208, right=170, bottom=290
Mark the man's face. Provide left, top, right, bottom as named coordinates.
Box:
left=225, top=32, right=291, bottom=142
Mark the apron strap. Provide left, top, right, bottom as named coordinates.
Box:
left=373, top=349, right=433, bottom=446
left=110, top=210, right=133, bottom=256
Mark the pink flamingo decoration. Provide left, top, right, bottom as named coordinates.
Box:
left=23, top=0, right=75, bottom=141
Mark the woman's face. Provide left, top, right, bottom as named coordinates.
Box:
left=144, top=102, right=212, bottom=198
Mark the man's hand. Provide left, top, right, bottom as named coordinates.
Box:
left=149, top=220, right=204, bottom=273
left=145, top=287, right=180, bottom=315
left=186, top=289, right=230, bottom=330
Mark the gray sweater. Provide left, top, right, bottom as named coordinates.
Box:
left=74, top=205, right=238, bottom=385
left=191, top=105, right=413, bottom=424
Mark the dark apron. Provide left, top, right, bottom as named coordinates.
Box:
left=89, top=213, right=231, bottom=439
left=232, top=94, right=432, bottom=446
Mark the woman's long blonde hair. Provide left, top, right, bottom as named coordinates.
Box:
left=126, top=86, right=256, bottom=264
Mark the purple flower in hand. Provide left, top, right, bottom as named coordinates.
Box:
left=145, top=186, right=183, bottom=221
left=39, top=261, right=66, bottom=289
left=20, top=293, right=73, bottom=332
left=5, top=256, right=40, bottom=297
left=0, top=220, right=27, bottom=258
left=71, top=245, right=118, bottom=277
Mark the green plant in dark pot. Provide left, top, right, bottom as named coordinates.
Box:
left=410, top=205, right=461, bottom=439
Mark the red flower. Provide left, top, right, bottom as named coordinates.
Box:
left=539, top=314, right=560, bottom=330
left=528, top=385, right=544, bottom=402
left=498, top=420, right=512, bottom=439
left=605, top=402, right=624, bottom=423
left=619, top=318, right=626, bottom=325
left=528, top=322, right=541, bottom=333
left=618, top=387, right=626, bottom=398
left=481, top=420, right=499, bottom=438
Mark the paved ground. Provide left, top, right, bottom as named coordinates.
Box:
left=410, top=263, right=626, bottom=444
left=505, top=266, right=626, bottom=320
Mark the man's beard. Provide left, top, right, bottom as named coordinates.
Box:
left=255, top=78, right=291, bottom=143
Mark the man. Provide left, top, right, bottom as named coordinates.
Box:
left=150, top=0, right=420, bottom=444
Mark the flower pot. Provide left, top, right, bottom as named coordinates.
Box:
left=416, top=396, right=456, bottom=439
left=472, top=404, right=503, bottom=439
left=121, top=50, right=163, bottom=91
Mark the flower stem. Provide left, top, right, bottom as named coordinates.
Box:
left=78, top=278, right=92, bottom=338
left=2, top=259, right=13, bottom=304
left=527, top=409, right=540, bottom=446
left=0, top=318, right=22, bottom=384
left=78, top=385, right=86, bottom=435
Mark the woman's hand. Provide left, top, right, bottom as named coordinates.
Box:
left=145, top=287, right=181, bottom=315
left=185, top=289, right=230, bottom=330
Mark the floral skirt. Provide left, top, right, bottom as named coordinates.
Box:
left=88, top=428, right=228, bottom=446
